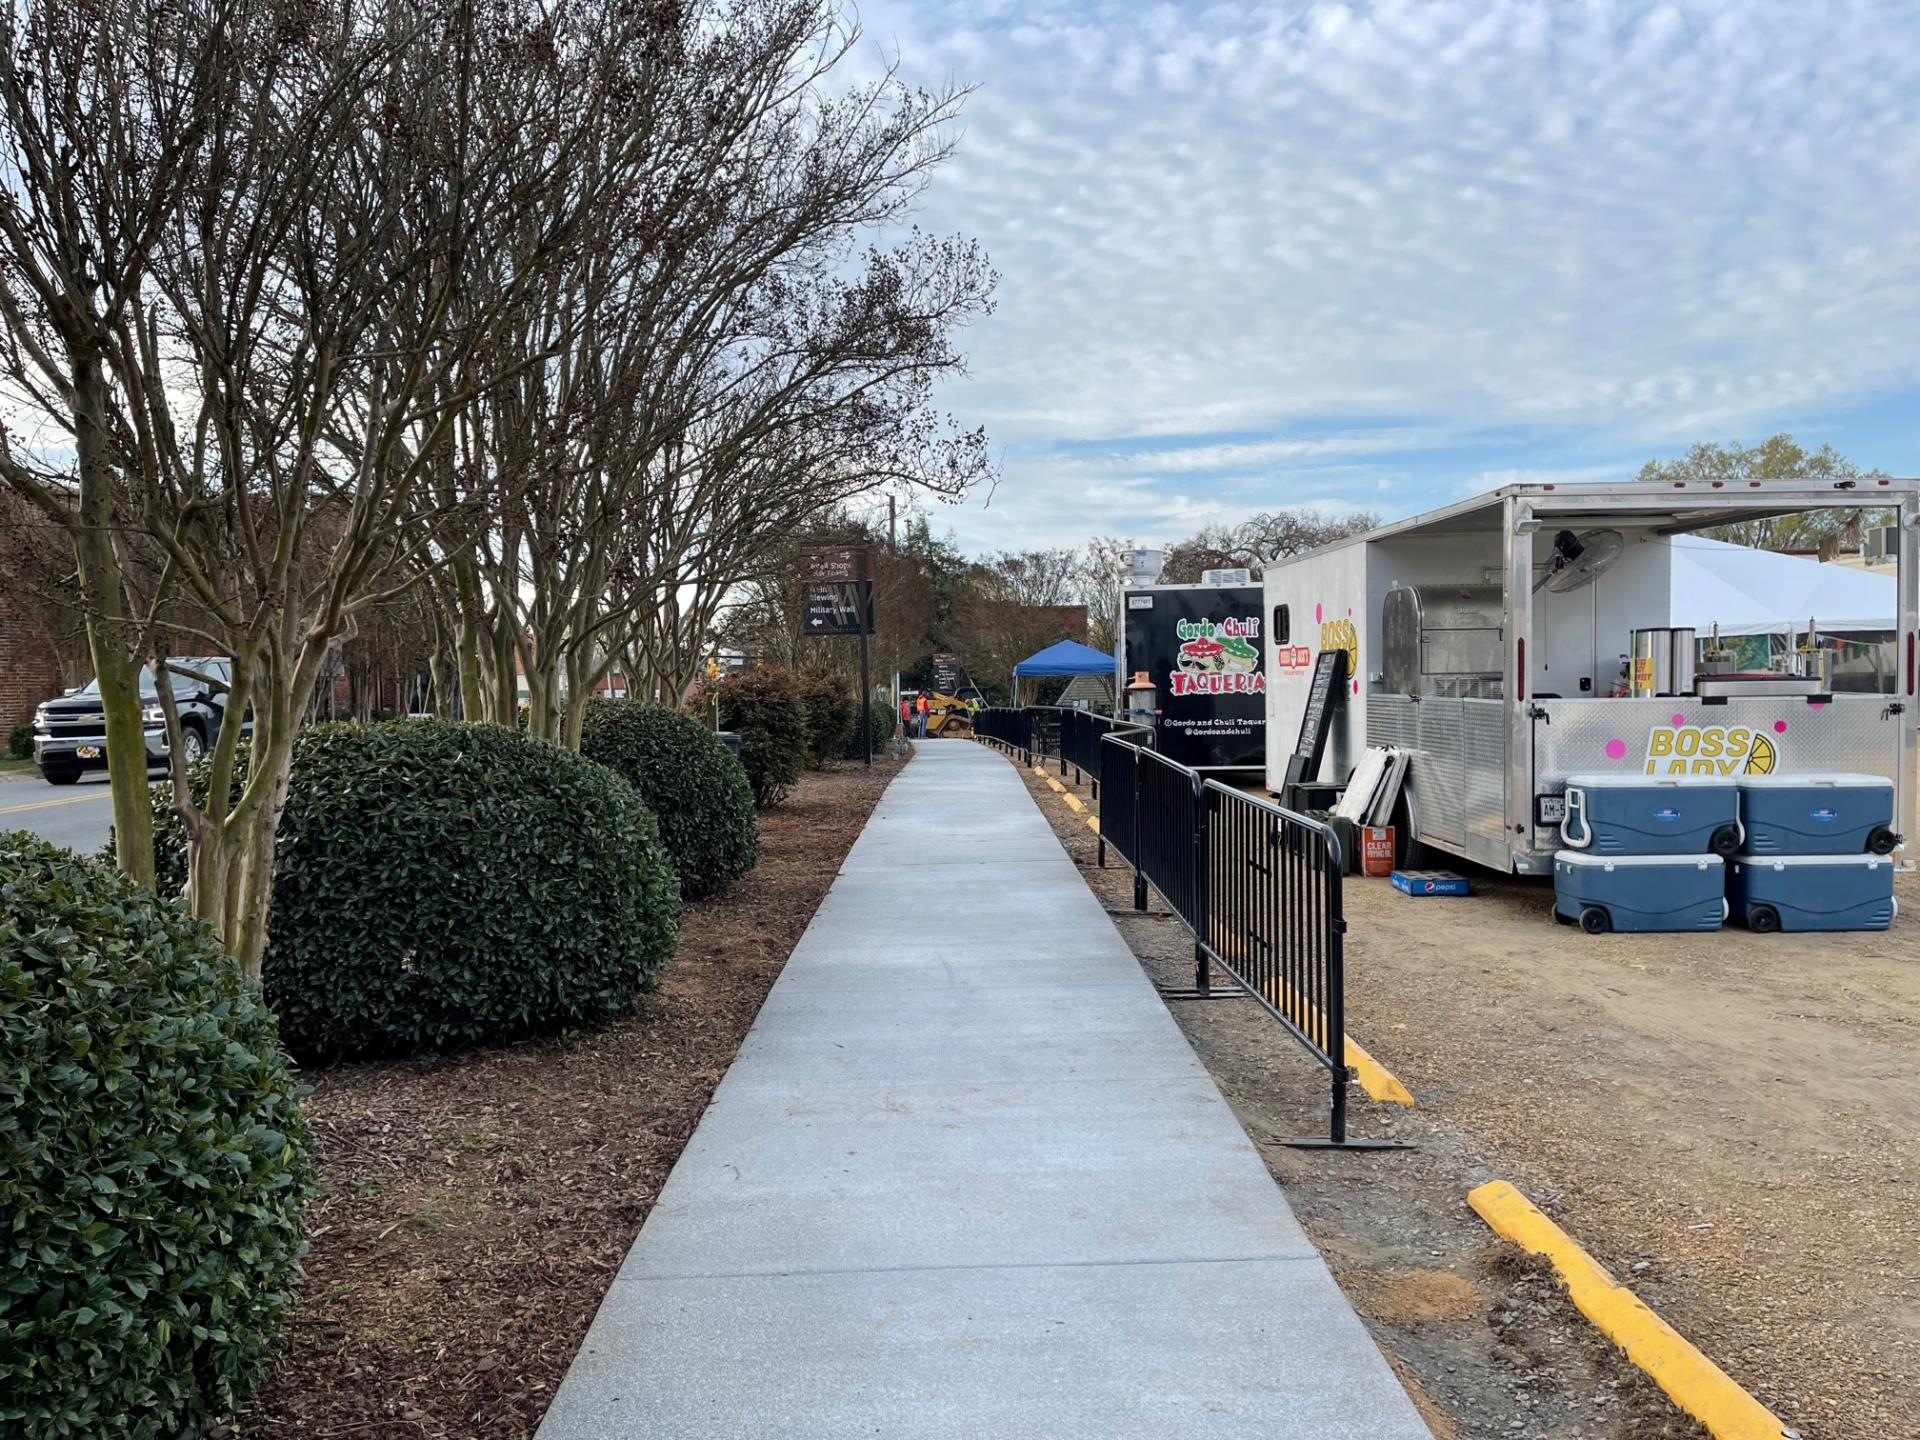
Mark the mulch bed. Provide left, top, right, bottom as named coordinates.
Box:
left=241, top=753, right=905, bottom=1439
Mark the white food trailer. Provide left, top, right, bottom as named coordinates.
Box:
left=1263, top=480, right=1920, bottom=873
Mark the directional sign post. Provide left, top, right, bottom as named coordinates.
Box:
left=803, top=549, right=876, bottom=765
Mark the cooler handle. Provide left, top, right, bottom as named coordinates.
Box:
left=1560, top=786, right=1592, bottom=849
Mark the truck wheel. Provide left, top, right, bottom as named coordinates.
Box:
left=1578, top=906, right=1610, bottom=935
left=1747, top=905, right=1781, bottom=934
left=1707, top=824, right=1740, bottom=857
left=41, top=768, right=79, bottom=786
left=179, top=722, right=206, bottom=764
left=1866, top=826, right=1900, bottom=856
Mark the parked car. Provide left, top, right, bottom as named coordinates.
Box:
left=32, top=658, right=242, bottom=786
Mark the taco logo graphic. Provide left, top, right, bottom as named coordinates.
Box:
left=1644, top=723, right=1778, bottom=775
left=1170, top=616, right=1265, bottom=696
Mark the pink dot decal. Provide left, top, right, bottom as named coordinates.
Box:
left=1604, top=738, right=1627, bottom=761
left=1670, top=713, right=1686, bottom=727
left=1351, top=678, right=1359, bottom=695
left=1315, top=603, right=1323, bottom=623
left=1773, top=720, right=1788, bottom=734
left=1346, top=607, right=1352, bottom=616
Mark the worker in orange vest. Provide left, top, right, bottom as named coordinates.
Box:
left=915, top=692, right=931, bottom=737
left=898, top=695, right=911, bottom=737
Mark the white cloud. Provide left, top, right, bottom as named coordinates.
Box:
left=856, top=0, right=1920, bottom=546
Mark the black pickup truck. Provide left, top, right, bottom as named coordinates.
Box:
left=32, top=658, right=240, bottom=785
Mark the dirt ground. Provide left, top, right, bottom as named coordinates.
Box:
left=1005, top=746, right=1920, bottom=1440
left=243, top=752, right=904, bottom=1440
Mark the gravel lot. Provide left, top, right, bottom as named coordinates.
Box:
left=1006, top=746, right=1917, bottom=1440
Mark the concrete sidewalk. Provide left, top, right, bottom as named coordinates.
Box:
left=537, top=741, right=1430, bottom=1440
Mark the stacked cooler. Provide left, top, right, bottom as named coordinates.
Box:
left=1553, top=775, right=1738, bottom=933
left=1728, top=775, right=1899, bottom=932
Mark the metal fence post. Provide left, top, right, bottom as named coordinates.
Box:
left=1191, top=773, right=1210, bottom=995
left=1131, top=746, right=1147, bottom=912
left=1326, top=849, right=1349, bottom=1145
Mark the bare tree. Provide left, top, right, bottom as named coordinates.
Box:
left=1077, top=536, right=1133, bottom=653
left=0, top=0, right=246, bottom=882
left=2, top=0, right=672, bottom=976
left=1159, top=508, right=1377, bottom=583
left=446, top=6, right=994, bottom=745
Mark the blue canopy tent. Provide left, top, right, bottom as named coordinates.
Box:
left=1010, top=638, right=1117, bottom=707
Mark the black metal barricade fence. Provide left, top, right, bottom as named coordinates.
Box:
left=1057, top=709, right=1153, bottom=793
left=972, top=706, right=1150, bottom=784
left=972, top=706, right=1031, bottom=755
left=1096, top=732, right=1382, bottom=1148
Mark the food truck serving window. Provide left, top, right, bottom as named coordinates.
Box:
left=1273, top=604, right=1290, bottom=644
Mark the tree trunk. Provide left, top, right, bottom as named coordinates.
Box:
left=184, top=657, right=299, bottom=982
left=71, top=355, right=155, bottom=886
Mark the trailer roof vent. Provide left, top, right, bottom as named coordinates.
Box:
left=1202, top=567, right=1252, bottom=586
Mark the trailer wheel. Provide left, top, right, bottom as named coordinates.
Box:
left=1748, top=904, right=1781, bottom=935
left=1866, top=826, right=1901, bottom=856
left=1578, top=906, right=1610, bottom=935
left=1708, top=824, right=1740, bottom=857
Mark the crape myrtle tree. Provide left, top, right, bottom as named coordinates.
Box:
left=0, top=0, right=668, bottom=976
left=0, top=0, right=240, bottom=882
left=435, top=3, right=994, bottom=742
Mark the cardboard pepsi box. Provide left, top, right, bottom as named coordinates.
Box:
left=1391, top=869, right=1470, bottom=897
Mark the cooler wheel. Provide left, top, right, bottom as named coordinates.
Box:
left=1748, top=904, right=1781, bottom=935
left=1578, top=906, right=1610, bottom=935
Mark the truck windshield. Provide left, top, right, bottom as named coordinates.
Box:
left=75, top=661, right=221, bottom=698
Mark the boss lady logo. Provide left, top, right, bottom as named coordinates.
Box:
left=1643, top=723, right=1779, bottom=775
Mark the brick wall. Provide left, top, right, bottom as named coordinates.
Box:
left=0, top=593, right=64, bottom=726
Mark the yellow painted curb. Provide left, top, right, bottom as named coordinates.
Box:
left=1256, top=979, right=1415, bottom=1107
left=1468, top=1181, right=1788, bottom=1440
left=1085, top=817, right=1100, bottom=835
left=1343, top=1035, right=1415, bottom=1107
left=1061, top=793, right=1085, bottom=813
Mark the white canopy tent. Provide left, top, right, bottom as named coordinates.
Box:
left=1667, top=535, right=1896, bottom=637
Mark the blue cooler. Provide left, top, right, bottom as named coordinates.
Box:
left=1736, top=773, right=1900, bottom=856
left=1560, top=775, right=1742, bottom=856
left=1729, top=854, right=1897, bottom=932
left=1553, top=851, right=1726, bottom=934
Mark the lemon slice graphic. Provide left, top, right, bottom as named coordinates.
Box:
left=1744, top=733, right=1777, bottom=775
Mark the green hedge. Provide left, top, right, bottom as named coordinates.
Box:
left=579, top=702, right=758, bottom=901
left=150, top=720, right=680, bottom=1058
left=716, top=669, right=808, bottom=808
left=795, top=673, right=856, bottom=769
left=7, top=723, right=30, bottom=760
left=0, top=832, right=314, bottom=1439
left=851, top=698, right=895, bottom=755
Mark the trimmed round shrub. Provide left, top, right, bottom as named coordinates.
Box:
left=7, top=722, right=31, bottom=759
left=579, top=701, right=758, bottom=902
left=717, top=668, right=808, bottom=808
left=0, top=832, right=314, bottom=1439
left=795, top=672, right=857, bottom=769
left=150, top=720, right=680, bottom=1058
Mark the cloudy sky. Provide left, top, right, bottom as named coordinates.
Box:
left=856, top=0, right=1920, bottom=553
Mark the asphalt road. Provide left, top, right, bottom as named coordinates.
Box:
left=1, top=772, right=116, bottom=855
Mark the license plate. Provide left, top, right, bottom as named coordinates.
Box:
left=1534, top=793, right=1566, bottom=825
left=76, top=745, right=101, bottom=759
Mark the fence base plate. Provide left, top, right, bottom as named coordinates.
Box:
left=1156, top=986, right=1252, bottom=1001
left=1282, top=1137, right=1416, bottom=1151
